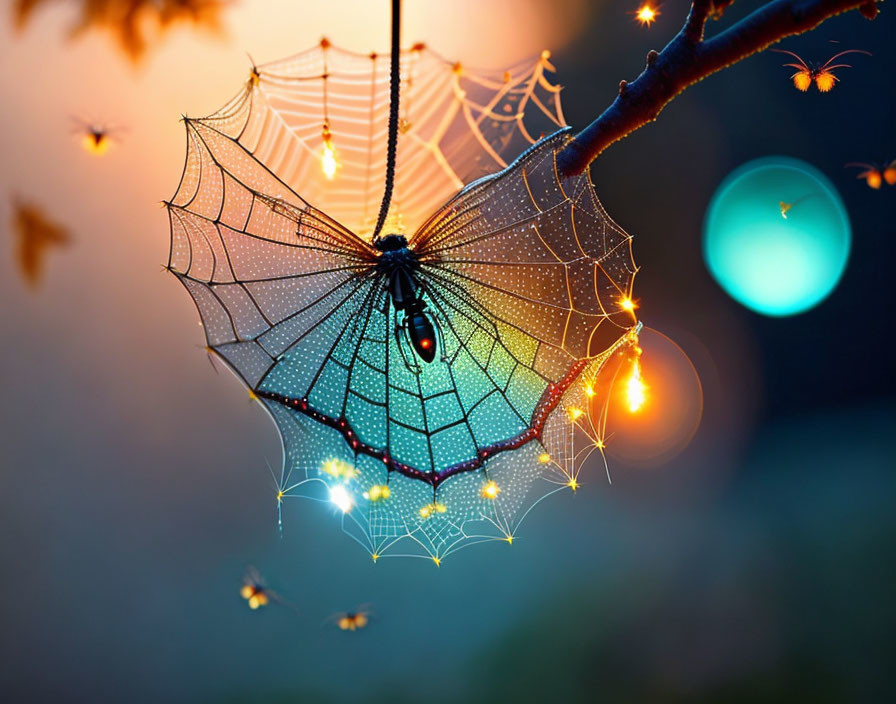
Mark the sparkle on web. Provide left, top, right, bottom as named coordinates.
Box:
left=198, top=41, right=565, bottom=237
left=165, top=45, right=639, bottom=562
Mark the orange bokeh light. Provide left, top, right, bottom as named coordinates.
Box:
left=634, top=3, right=660, bottom=27
left=588, top=327, right=702, bottom=467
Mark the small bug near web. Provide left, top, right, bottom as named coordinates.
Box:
left=772, top=48, right=871, bottom=92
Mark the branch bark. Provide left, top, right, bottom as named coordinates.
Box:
left=557, top=0, right=883, bottom=177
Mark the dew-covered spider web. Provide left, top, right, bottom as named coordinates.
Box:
left=199, top=41, right=565, bottom=238
left=166, top=44, right=640, bottom=562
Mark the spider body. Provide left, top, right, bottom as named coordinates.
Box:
left=773, top=48, right=870, bottom=92
left=375, top=234, right=438, bottom=363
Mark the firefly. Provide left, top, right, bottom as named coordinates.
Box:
left=240, top=568, right=298, bottom=613
left=481, top=480, right=501, bottom=500
left=772, top=48, right=871, bottom=92
left=240, top=568, right=270, bottom=610
left=846, top=160, right=896, bottom=189
left=335, top=610, right=371, bottom=631
left=634, top=3, right=660, bottom=27
left=779, top=201, right=793, bottom=219
left=321, top=124, right=339, bottom=179
left=363, top=484, right=391, bottom=502
left=626, top=356, right=647, bottom=413
left=73, top=119, right=117, bottom=156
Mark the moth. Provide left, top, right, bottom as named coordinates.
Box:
left=773, top=48, right=871, bottom=92
left=846, top=160, right=896, bottom=189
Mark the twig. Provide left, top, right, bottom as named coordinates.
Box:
left=557, top=0, right=882, bottom=176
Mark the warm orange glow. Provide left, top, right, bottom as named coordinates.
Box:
left=586, top=328, right=703, bottom=467
left=81, top=131, right=111, bottom=156
left=481, top=480, right=500, bottom=499
left=337, top=612, right=369, bottom=630
left=242, top=584, right=268, bottom=610
left=814, top=70, right=837, bottom=93
left=321, top=126, right=339, bottom=179
left=247, top=592, right=268, bottom=609
left=568, top=406, right=584, bottom=421
left=884, top=166, right=896, bottom=186
left=792, top=70, right=813, bottom=92
left=619, top=296, right=638, bottom=313
left=626, top=356, right=647, bottom=413
left=863, top=169, right=883, bottom=189
left=420, top=338, right=432, bottom=349
left=634, top=3, right=659, bottom=26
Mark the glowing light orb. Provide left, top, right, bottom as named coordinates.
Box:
left=321, top=136, right=339, bottom=180
left=588, top=328, right=702, bottom=467
left=635, top=3, right=659, bottom=26
left=703, top=157, right=851, bottom=316
left=329, top=485, right=353, bottom=513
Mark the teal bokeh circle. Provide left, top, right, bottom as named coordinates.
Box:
left=703, top=157, right=851, bottom=316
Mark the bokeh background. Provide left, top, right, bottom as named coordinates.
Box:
left=1, top=1, right=893, bottom=702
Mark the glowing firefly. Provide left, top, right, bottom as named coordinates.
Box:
left=772, top=48, right=870, bottom=93
left=779, top=201, right=792, bottom=219
left=626, top=356, right=647, bottom=413
left=335, top=610, right=370, bottom=631
left=481, top=480, right=501, bottom=500
left=321, top=124, right=339, bottom=179
left=329, top=485, right=353, bottom=513
left=363, top=484, right=391, bottom=502
left=846, top=161, right=896, bottom=189
left=634, top=3, right=660, bottom=27
left=240, top=568, right=271, bottom=610
left=73, top=119, right=116, bottom=156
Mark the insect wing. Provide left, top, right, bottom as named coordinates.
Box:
left=883, top=162, right=896, bottom=186
left=813, top=70, right=837, bottom=92
left=791, top=70, right=813, bottom=91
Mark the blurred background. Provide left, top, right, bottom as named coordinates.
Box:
left=0, top=1, right=893, bottom=702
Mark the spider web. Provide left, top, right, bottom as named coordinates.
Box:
left=197, top=41, right=565, bottom=237
left=166, top=48, right=639, bottom=562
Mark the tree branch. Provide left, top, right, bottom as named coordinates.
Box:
left=557, top=0, right=883, bottom=177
